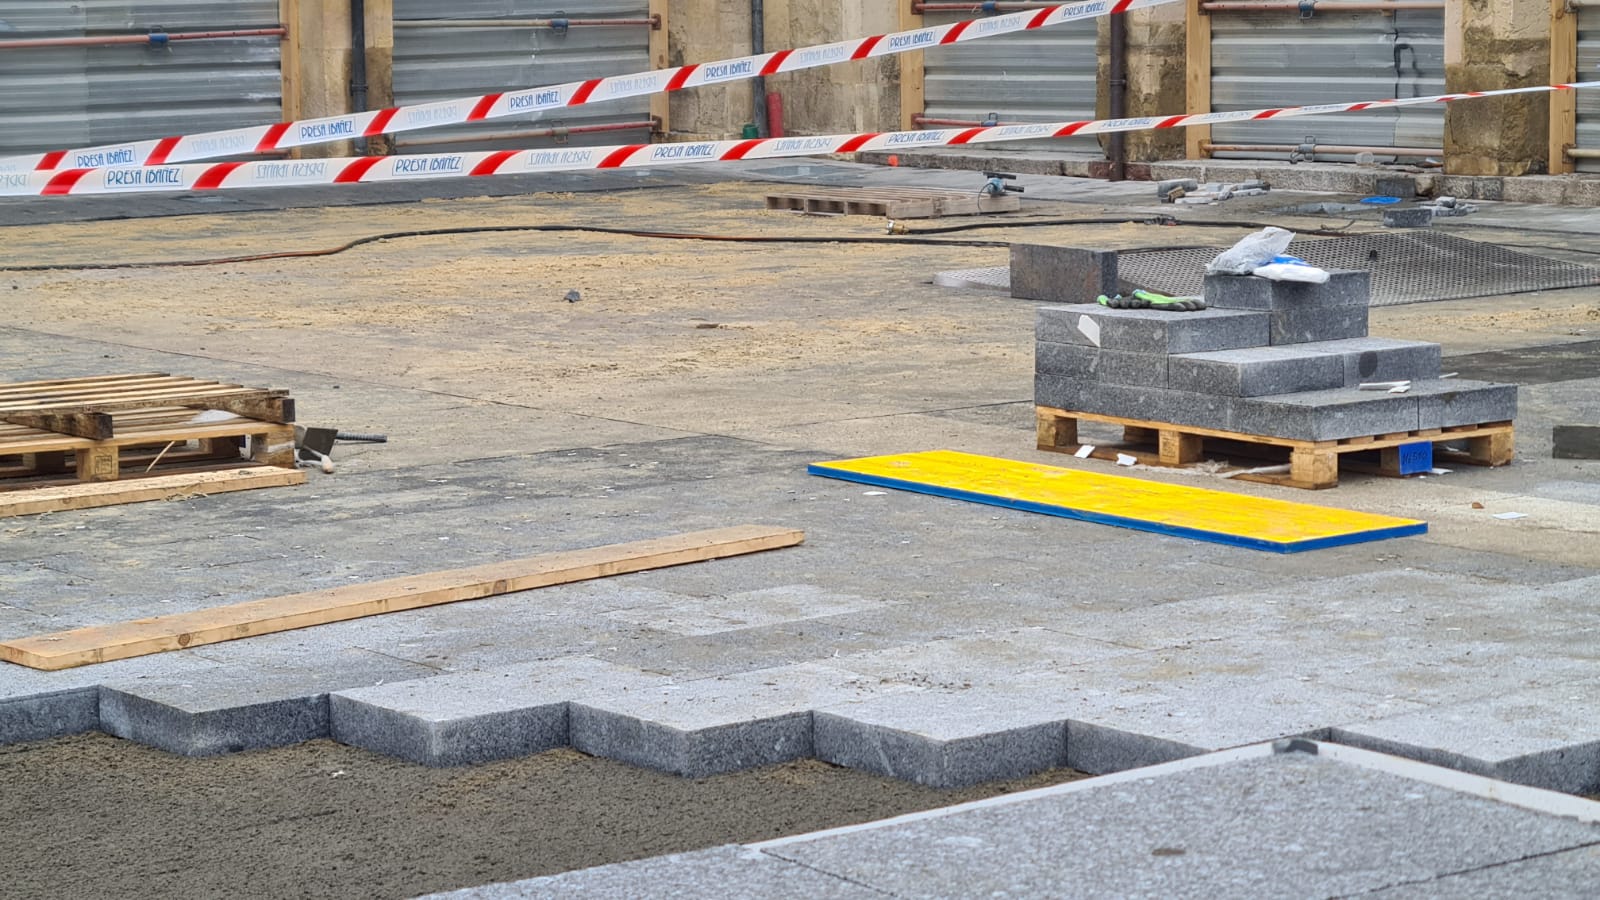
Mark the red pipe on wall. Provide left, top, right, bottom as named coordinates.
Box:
left=0, top=28, right=287, bottom=51
left=765, top=92, right=786, bottom=139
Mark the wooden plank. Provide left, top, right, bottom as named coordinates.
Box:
left=1185, top=0, right=1212, bottom=159
left=0, top=375, right=210, bottom=401
left=0, top=386, right=285, bottom=415
left=0, top=411, right=113, bottom=440
left=0, top=466, right=305, bottom=520
left=1550, top=0, right=1578, bottom=175
left=0, top=525, right=806, bottom=670
left=0, top=372, right=169, bottom=393
left=898, top=0, right=925, bottom=132
left=186, top=395, right=295, bottom=424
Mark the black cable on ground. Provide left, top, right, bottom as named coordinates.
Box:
left=900, top=216, right=1360, bottom=237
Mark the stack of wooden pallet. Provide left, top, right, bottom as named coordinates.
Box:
left=0, top=373, right=306, bottom=517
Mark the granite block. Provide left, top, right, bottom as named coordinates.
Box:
left=0, top=687, right=98, bottom=745
left=1303, top=337, right=1443, bottom=386
left=1412, top=380, right=1519, bottom=429
left=1064, top=720, right=1207, bottom=775
left=1036, top=376, right=1236, bottom=431
left=1167, top=346, right=1345, bottom=397
left=98, top=685, right=328, bottom=756
left=1376, top=175, right=1417, bottom=198
left=1554, top=425, right=1600, bottom=460
left=813, top=689, right=1070, bottom=789
left=1204, top=271, right=1371, bottom=311
left=571, top=702, right=814, bottom=778
left=1231, top=389, right=1420, bottom=442
left=1011, top=245, right=1119, bottom=304
left=1037, top=304, right=1269, bottom=354
left=331, top=657, right=663, bottom=766
left=1035, top=342, right=1168, bottom=387
left=1269, top=304, right=1370, bottom=345
left=1384, top=207, right=1435, bottom=228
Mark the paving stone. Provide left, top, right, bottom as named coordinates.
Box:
left=1269, top=304, right=1370, bottom=345
left=812, top=679, right=1074, bottom=788
left=0, top=686, right=98, bottom=745
left=1303, top=337, right=1443, bottom=386
left=1230, top=388, right=1419, bottom=441
left=1203, top=270, right=1371, bottom=311
left=1364, top=845, right=1600, bottom=898
left=1553, top=425, right=1600, bottom=460
left=1034, top=377, right=1234, bottom=432
left=569, top=662, right=914, bottom=778
left=1411, top=379, right=1519, bottom=429
left=1010, top=245, right=1119, bottom=304
left=1384, top=207, right=1436, bottom=228
left=828, top=627, right=1138, bottom=689
left=1167, top=345, right=1345, bottom=397
left=1329, top=679, right=1600, bottom=794
left=764, top=752, right=1600, bottom=899
left=418, top=846, right=883, bottom=899
left=330, top=657, right=660, bottom=766
left=1037, top=304, right=1269, bottom=354
left=1034, top=342, right=1168, bottom=387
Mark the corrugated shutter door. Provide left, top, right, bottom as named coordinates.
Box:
left=919, top=11, right=1100, bottom=151
left=0, top=1, right=283, bottom=157
left=1577, top=6, right=1600, bottom=174
left=390, top=1, right=652, bottom=152
left=1208, top=5, right=1445, bottom=161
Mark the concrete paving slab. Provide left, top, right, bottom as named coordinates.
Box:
left=570, top=662, right=915, bottom=778
left=828, top=627, right=1139, bottom=688
left=1331, top=679, right=1600, bottom=794
left=1363, top=844, right=1600, bottom=898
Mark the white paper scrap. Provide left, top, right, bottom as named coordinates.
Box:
left=1077, top=314, right=1102, bottom=347
left=1116, top=453, right=1138, bottom=467
left=1492, top=512, right=1528, bottom=520
left=1429, top=468, right=1452, bottom=476
left=862, top=491, right=887, bottom=496
left=1074, top=445, right=1095, bottom=459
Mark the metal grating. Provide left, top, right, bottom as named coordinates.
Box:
left=1119, top=233, right=1600, bottom=307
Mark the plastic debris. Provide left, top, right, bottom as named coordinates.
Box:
left=1207, top=227, right=1295, bottom=275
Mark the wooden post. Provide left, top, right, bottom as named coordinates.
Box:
left=278, top=0, right=302, bottom=125
left=1550, top=0, right=1578, bottom=175
left=649, top=0, right=671, bottom=138
left=899, top=0, right=925, bottom=132
left=363, top=0, right=395, bottom=155
left=277, top=0, right=356, bottom=157
left=1184, top=0, right=1211, bottom=159
left=1037, top=409, right=1079, bottom=452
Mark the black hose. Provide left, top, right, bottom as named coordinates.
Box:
left=335, top=431, right=388, bottom=443
left=902, top=217, right=1360, bottom=237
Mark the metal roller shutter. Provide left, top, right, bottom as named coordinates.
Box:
left=1208, top=4, right=1445, bottom=162
left=919, top=10, right=1100, bottom=151
left=1577, top=5, right=1600, bottom=173
left=0, top=1, right=283, bottom=157
left=390, top=0, right=653, bottom=152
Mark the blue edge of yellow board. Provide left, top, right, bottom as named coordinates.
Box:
left=806, top=464, right=1428, bottom=555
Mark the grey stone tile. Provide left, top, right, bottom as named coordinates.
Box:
left=1331, top=679, right=1600, bottom=794
left=1231, top=388, right=1419, bottom=441
left=1010, top=245, right=1118, bottom=304
left=1306, top=336, right=1443, bottom=386
left=1412, top=379, right=1519, bottom=429
left=0, top=686, right=98, bottom=745
left=828, top=627, right=1139, bottom=689
left=1035, top=342, right=1169, bottom=387
left=1034, top=377, right=1234, bottom=432
left=1363, top=845, right=1600, bottom=899
left=1037, top=304, right=1269, bottom=354
left=1204, top=270, right=1371, bottom=310
left=1269, top=304, right=1370, bottom=346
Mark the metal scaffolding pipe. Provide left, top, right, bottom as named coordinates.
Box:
left=912, top=115, right=1021, bottom=127
left=1203, top=142, right=1442, bottom=157
left=1565, top=147, right=1600, bottom=159
left=1107, top=8, right=1128, bottom=181
left=914, top=3, right=1061, bottom=11
left=392, top=18, right=659, bottom=29
left=392, top=120, right=657, bottom=148
left=0, top=28, right=286, bottom=51
left=1200, top=2, right=1444, bottom=11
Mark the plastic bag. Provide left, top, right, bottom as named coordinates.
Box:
left=1252, top=262, right=1330, bottom=283
left=1205, top=226, right=1296, bottom=275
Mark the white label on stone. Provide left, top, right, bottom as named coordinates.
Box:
left=1077, top=315, right=1101, bottom=347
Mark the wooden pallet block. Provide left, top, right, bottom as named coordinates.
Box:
left=764, top=186, right=1021, bottom=219
left=1036, top=405, right=1515, bottom=490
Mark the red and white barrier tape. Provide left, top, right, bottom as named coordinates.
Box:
left=7, top=80, right=1597, bottom=199
left=0, top=0, right=1174, bottom=175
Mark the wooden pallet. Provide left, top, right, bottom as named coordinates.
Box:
left=764, top=186, right=1021, bottom=219
left=1036, top=405, right=1515, bottom=490
left=0, top=373, right=297, bottom=486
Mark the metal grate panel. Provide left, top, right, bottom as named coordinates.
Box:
left=1119, top=233, right=1600, bottom=307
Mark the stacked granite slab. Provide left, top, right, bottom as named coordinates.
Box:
left=1035, top=270, right=1517, bottom=442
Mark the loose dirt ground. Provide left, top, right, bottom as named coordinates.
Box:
left=1, top=733, right=1083, bottom=899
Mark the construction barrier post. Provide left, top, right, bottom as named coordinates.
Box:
left=899, top=1, right=925, bottom=133
left=1184, top=0, right=1211, bottom=160
left=649, top=0, right=670, bottom=138
left=278, top=0, right=356, bottom=158
left=1550, top=0, right=1578, bottom=175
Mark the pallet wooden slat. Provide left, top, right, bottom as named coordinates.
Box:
left=0, top=525, right=807, bottom=670
left=1036, top=406, right=1515, bottom=490
left=0, top=466, right=306, bottom=519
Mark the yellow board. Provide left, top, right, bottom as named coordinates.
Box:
left=808, top=450, right=1426, bottom=553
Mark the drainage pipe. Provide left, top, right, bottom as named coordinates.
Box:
left=392, top=18, right=659, bottom=29
left=391, top=120, right=657, bottom=148
left=1202, top=141, right=1442, bottom=157
left=913, top=115, right=1020, bottom=127
left=914, top=3, right=1060, bottom=11
left=751, top=0, right=769, bottom=139
left=1200, top=1, right=1444, bottom=11
left=351, top=0, right=369, bottom=156
left=0, top=28, right=286, bottom=51
left=1565, top=147, right=1600, bottom=159
left=1107, top=8, right=1128, bottom=181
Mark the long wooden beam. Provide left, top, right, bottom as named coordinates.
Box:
left=0, top=525, right=806, bottom=670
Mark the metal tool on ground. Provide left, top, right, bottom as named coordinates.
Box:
left=981, top=172, right=1024, bottom=198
